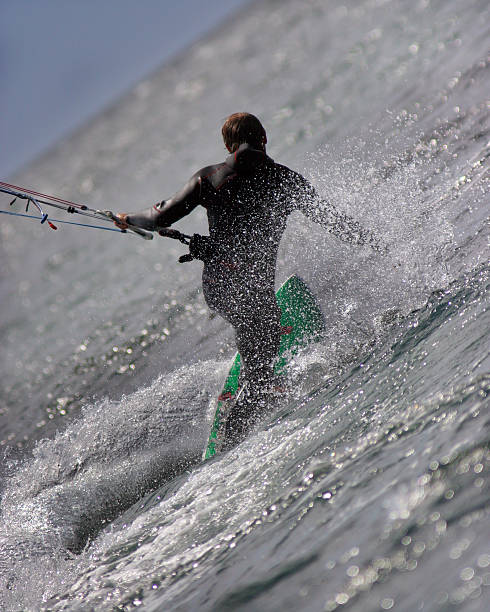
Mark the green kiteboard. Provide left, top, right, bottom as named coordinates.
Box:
left=203, top=275, right=326, bottom=460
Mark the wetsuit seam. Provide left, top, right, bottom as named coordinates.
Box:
left=202, top=166, right=223, bottom=181
left=215, top=173, right=238, bottom=190
left=202, top=163, right=239, bottom=191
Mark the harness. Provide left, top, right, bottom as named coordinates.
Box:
left=158, top=228, right=212, bottom=263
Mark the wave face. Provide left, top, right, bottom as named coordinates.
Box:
left=1, top=0, right=489, bottom=610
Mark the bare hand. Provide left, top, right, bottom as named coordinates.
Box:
left=114, top=213, right=129, bottom=230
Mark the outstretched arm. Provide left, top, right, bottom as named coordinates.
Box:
left=293, top=174, right=386, bottom=253
left=116, top=173, right=201, bottom=231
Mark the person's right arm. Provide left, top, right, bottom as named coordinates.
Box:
left=291, top=172, right=386, bottom=253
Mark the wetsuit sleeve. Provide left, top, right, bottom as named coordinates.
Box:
left=292, top=173, right=385, bottom=252
left=126, top=173, right=202, bottom=231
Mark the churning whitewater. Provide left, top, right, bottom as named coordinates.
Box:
left=0, top=0, right=489, bottom=610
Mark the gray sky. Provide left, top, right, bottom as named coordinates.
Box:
left=0, top=0, right=253, bottom=177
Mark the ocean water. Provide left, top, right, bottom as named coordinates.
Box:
left=0, top=0, right=489, bottom=610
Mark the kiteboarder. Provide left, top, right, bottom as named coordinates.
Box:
left=115, top=112, right=382, bottom=418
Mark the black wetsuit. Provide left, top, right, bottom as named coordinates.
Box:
left=128, top=143, right=377, bottom=388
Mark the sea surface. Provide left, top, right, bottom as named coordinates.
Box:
left=0, top=0, right=489, bottom=610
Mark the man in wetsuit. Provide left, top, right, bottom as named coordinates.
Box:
left=116, top=113, right=380, bottom=437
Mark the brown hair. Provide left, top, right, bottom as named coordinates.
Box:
left=221, top=112, right=267, bottom=153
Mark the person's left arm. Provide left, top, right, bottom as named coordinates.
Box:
left=116, top=172, right=202, bottom=231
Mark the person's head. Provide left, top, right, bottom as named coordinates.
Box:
left=221, top=112, right=267, bottom=153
